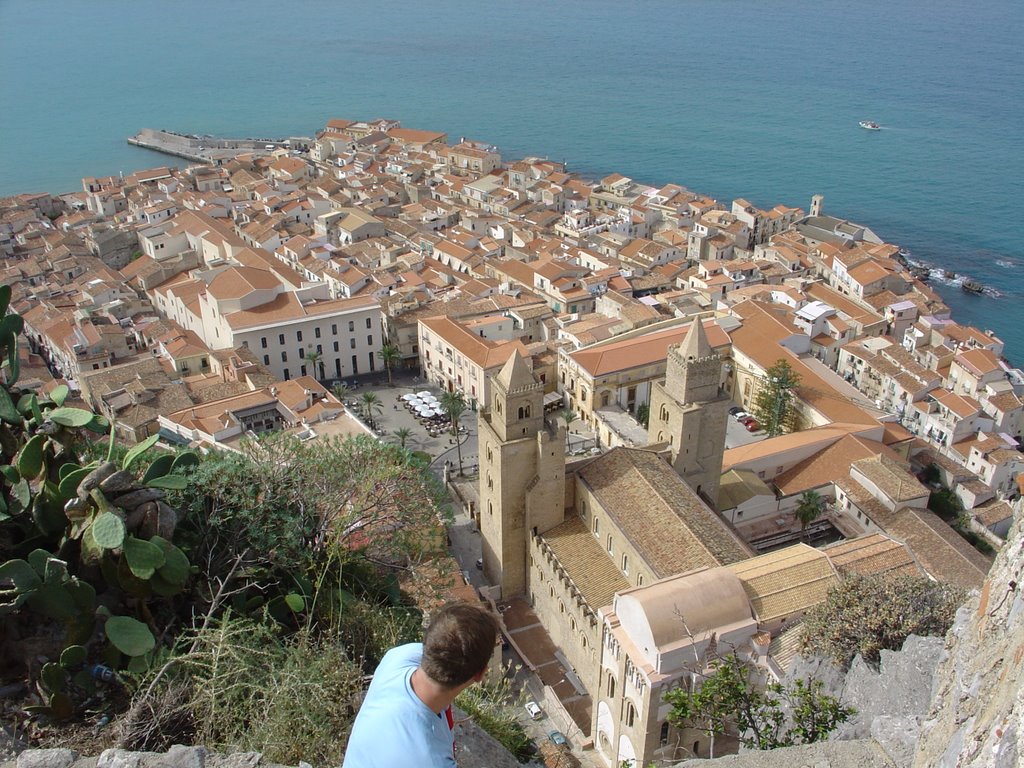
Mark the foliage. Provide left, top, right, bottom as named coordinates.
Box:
left=122, top=614, right=365, bottom=766
left=0, top=286, right=198, bottom=718
left=378, top=343, right=401, bottom=385
left=929, top=488, right=963, bottom=520
left=801, top=573, right=965, bottom=668
left=794, top=490, right=825, bottom=537
left=635, top=403, right=650, bottom=428
left=921, top=462, right=941, bottom=485
left=456, top=663, right=534, bottom=762
left=304, top=347, right=325, bottom=380
left=359, top=391, right=383, bottom=429
left=664, top=654, right=853, bottom=752
left=752, top=360, right=801, bottom=437
left=439, top=391, right=467, bottom=476
left=393, top=426, right=414, bottom=449
left=174, top=433, right=449, bottom=622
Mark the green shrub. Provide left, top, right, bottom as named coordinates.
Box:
left=456, top=663, right=534, bottom=762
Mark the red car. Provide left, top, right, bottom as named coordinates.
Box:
left=741, top=416, right=760, bottom=432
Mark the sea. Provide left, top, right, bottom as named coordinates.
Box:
left=1, top=0, right=1021, bottom=360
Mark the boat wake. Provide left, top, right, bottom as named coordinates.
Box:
left=995, top=259, right=1017, bottom=269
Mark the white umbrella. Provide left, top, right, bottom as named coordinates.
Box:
left=408, top=398, right=423, bottom=406
left=402, top=393, right=416, bottom=402
left=417, top=391, right=432, bottom=398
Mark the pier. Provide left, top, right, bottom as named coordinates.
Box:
left=127, top=128, right=312, bottom=164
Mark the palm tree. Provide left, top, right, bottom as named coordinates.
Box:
left=561, top=408, right=575, bottom=427
left=360, top=391, right=383, bottom=428
left=378, top=343, right=401, bottom=386
left=393, top=427, right=413, bottom=449
left=440, top=390, right=467, bottom=475
left=332, top=382, right=351, bottom=403
left=305, top=348, right=325, bottom=381
left=795, top=490, right=825, bottom=540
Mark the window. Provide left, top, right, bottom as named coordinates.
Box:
left=592, top=516, right=599, bottom=536
left=281, top=352, right=288, bottom=362
left=278, top=333, right=285, bottom=345
left=283, top=368, right=290, bottom=380
left=296, top=330, right=303, bottom=342
left=660, top=722, right=669, bottom=746
left=299, top=348, right=305, bottom=358
left=621, top=553, right=629, bottom=576
left=366, top=318, right=372, bottom=329
left=331, top=324, right=337, bottom=335
left=301, top=365, right=307, bottom=376
left=607, top=676, right=616, bottom=698
left=260, top=337, right=267, bottom=349
left=625, top=702, right=635, bottom=727
left=606, top=535, right=613, bottom=555
left=334, top=341, right=339, bottom=352
left=314, top=327, right=321, bottom=339
left=637, top=574, right=644, bottom=586
left=348, top=321, right=355, bottom=332
left=367, top=335, right=373, bottom=346
left=263, top=354, right=270, bottom=365
left=350, top=338, right=356, bottom=349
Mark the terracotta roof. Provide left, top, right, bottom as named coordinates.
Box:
left=821, top=533, right=922, bottom=577
left=541, top=517, right=629, bottom=613
left=206, top=266, right=282, bottom=301
left=570, top=319, right=729, bottom=377
left=726, top=544, right=838, bottom=624
left=419, top=315, right=529, bottom=370
left=577, top=448, right=750, bottom=579
left=875, top=506, right=992, bottom=589
left=774, top=435, right=902, bottom=496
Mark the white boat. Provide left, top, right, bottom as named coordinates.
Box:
left=859, top=120, right=881, bottom=131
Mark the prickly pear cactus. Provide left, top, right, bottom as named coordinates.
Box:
left=0, top=283, right=199, bottom=718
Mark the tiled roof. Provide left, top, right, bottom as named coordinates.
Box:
left=578, top=448, right=750, bottom=579
left=541, top=517, right=629, bottom=613
left=570, top=319, right=729, bottom=378
left=821, top=533, right=922, bottom=578
left=726, top=544, right=838, bottom=624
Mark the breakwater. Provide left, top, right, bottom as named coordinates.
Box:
left=127, top=129, right=312, bottom=164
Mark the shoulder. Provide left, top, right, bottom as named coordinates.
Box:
left=376, top=642, right=423, bottom=675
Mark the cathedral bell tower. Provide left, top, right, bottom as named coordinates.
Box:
left=647, top=319, right=729, bottom=505
left=477, top=352, right=565, bottom=598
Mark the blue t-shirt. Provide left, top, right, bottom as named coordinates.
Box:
left=342, top=643, right=456, bottom=768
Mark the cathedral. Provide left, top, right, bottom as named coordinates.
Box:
left=475, top=320, right=835, bottom=765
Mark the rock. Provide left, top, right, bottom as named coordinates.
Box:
left=153, top=747, right=205, bottom=768
left=671, top=739, right=896, bottom=767
left=96, top=750, right=153, bottom=768
left=98, top=471, right=137, bottom=494
left=203, top=754, right=262, bottom=768
left=17, top=750, right=77, bottom=768
left=870, top=716, right=920, bottom=767
left=0, top=724, right=25, bottom=765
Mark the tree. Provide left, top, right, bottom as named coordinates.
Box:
left=801, top=573, right=965, bottom=668
left=794, top=490, right=825, bottom=540
left=752, top=359, right=801, bottom=437
left=635, top=403, right=650, bottom=428
left=561, top=408, right=575, bottom=427
left=664, top=654, right=853, bottom=754
left=378, top=343, right=401, bottom=386
left=393, top=427, right=413, bottom=450
left=331, top=382, right=351, bottom=403
left=359, top=392, right=383, bottom=428
left=439, top=390, right=467, bottom=476
left=305, top=348, right=325, bottom=381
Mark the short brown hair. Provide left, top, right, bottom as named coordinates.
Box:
left=421, top=602, right=499, bottom=688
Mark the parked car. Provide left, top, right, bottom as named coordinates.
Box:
left=525, top=701, right=543, bottom=720
left=549, top=730, right=567, bottom=747
left=475, top=557, right=483, bottom=570
left=732, top=410, right=751, bottom=422
left=742, top=417, right=761, bottom=432
left=728, top=406, right=745, bottom=416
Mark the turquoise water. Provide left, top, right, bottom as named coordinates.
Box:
left=1, top=0, right=1021, bottom=357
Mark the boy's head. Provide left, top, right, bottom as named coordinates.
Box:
left=421, top=602, right=499, bottom=689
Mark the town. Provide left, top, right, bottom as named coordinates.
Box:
left=1, top=117, right=1021, bottom=767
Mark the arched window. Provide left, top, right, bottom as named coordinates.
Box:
left=570, top=617, right=576, bottom=631
left=524, top=405, right=531, bottom=418
left=495, top=398, right=502, bottom=414
left=607, top=675, right=616, bottom=698
left=660, top=404, right=669, bottom=422
left=486, top=445, right=493, bottom=463
left=518, top=406, right=525, bottom=419
left=607, top=535, right=613, bottom=554
left=625, top=702, right=635, bottom=727
left=621, top=553, right=629, bottom=576
left=592, top=516, right=599, bottom=535
left=660, top=722, right=669, bottom=745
